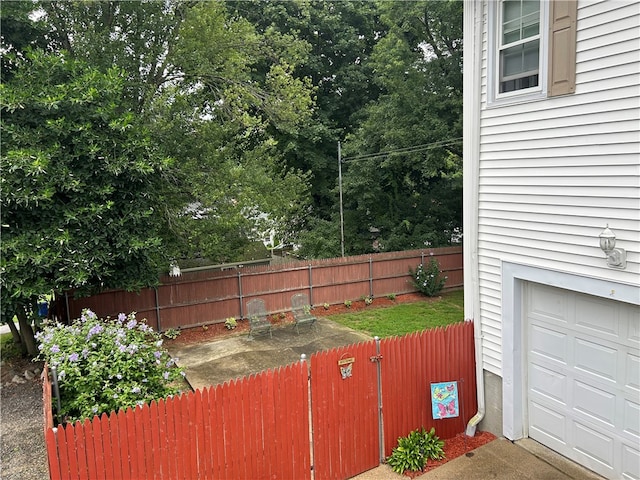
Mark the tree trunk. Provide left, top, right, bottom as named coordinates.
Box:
left=16, top=309, right=38, bottom=358
left=5, top=319, right=24, bottom=353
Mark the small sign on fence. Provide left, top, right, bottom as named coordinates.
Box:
left=430, top=381, right=459, bottom=419
left=338, top=354, right=355, bottom=379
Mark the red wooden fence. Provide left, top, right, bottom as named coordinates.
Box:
left=45, top=363, right=311, bottom=480
left=311, top=342, right=381, bottom=480
left=61, top=247, right=463, bottom=332
left=380, top=323, right=477, bottom=456
left=44, top=322, right=476, bottom=480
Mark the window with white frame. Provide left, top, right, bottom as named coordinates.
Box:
left=499, top=0, right=541, bottom=94
left=489, top=0, right=577, bottom=104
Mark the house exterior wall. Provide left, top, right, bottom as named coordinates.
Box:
left=465, top=0, right=640, bottom=377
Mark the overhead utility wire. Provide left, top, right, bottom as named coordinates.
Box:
left=341, top=137, right=463, bottom=163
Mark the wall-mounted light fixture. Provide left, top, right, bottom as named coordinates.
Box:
left=599, top=225, right=626, bottom=269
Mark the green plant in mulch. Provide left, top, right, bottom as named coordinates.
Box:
left=409, top=256, right=447, bottom=297
left=224, top=317, right=237, bottom=330
left=387, top=427, right=445, bottom=474
left=344, top=300, right=352, bottom=308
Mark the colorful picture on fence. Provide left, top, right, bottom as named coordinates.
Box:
left=431, top=381, right=459, bottom=419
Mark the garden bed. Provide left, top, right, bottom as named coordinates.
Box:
left=165, top=292, right=434, bottom=346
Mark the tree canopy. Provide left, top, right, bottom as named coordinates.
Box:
left=1, top=0, right=464, bottom=353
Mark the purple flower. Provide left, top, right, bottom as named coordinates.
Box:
left=118, top=313, right=126, bottom=322
left=86, top=310, right=97, bottom=320
left=68, top=353, right=79, bottom=362
left=82, top=348, right=89, bottom=359
left=51, top=344, right=60, bottom=353
left=131, top=386, right=141, bottom=394
left=163, top=371, right=170, bottom=380
left=153, top=351, right=162, bottom=359
left=126, top=319, right=137, bottom=330
left=87, top=324, right=103, bottom=339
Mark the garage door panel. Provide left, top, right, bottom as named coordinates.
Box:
left=575, top=337, right=618, bottom=383
left=622, top=445, right=640, bottom=480
left=530, top=363, right=567, bottom=404
left=573, top=380, right=616, bottom=426
left=575, top=296, right=620, bottom=340
left=623, top=399, right=639, bottom=438
left=530, top=324, right=568, bottom=364
left=529, top=401, right=567, bottom=444
left=573, top=421, right=615, bottom=476
left=527, top=284, right=568, bottom=323
left=626, top=353, right=640, bottom=391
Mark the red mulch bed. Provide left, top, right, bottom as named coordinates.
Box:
left=165, top=292, right=434, bottom=346
left=404, top=431, right=497, bottom=478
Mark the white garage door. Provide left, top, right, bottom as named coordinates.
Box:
left=526, top=283, right=640, bottom=480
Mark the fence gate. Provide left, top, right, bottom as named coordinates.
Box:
left=310, top=340, right=381, bottom=480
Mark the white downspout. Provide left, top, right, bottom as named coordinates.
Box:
left=463, top=0, right=485, bottom=437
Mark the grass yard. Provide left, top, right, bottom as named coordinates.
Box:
left=329, top=289, right=464, bottom=338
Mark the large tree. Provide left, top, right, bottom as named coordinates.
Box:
left=1, top=51, right=172, bottom=355
left=340, top=0, right=463, bottom=254
left=36, top=0, right=314, bottom=262
left=227, top=1, right=385, bottom=228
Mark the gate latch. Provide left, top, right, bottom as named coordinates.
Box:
left=369, top=354, right=383, bottom=363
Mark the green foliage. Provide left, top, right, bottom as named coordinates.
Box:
left=36, top=310, right=184, bottom=423
left=410, top=258, right=447, bottom=297
left=1, top=48, right=171, bottom=344
left=163, top=329, right=181, bottom=340
left=386, top=293, right=397, bottom=301
left=323, top=303, right=330, bottom=310
left=387, top=427, right=445, bottom=474
left=225, top=317, right=237, bottom=330
left=340, top=0, right=463, bottom=254
left=344, top=300, right=352, bottom=309
left=364, top=296, right=373, bottom=306
left=329, top=290, right=463, bottom=338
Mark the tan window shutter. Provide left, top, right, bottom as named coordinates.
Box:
left=548, top=0, right=577, bottom=96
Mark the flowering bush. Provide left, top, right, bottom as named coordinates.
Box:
left=36, top=309, right=184, bottom=423
left=225, top=317, right=237, bottom=330
left=409, top=257, right=447, bottom=297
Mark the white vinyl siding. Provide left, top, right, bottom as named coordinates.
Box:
left=476, top=0, right=640, bottom=376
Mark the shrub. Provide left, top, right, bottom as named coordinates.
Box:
left=323, top=303, right=330, bottom=310
left=344, top=300, right=352, bottom=308
left=36, top=309, right=185, bottom=423
left=386, top=293, right=396, bottom=301
left=387, top=427, right=445, bottom=474
left=364, top=296, right=373, bottom=306
left=409, top=257, right=447, bottom=297
left=225, top=317, right=237, bottom=330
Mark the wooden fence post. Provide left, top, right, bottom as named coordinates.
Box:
left=237, top=270, right=244, bottom=319
left=308, top=264, right=313, bottom=305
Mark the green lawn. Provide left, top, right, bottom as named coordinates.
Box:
left=329, top=289, right=464, bottom=338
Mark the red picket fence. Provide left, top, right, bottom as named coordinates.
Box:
left=46, top=363, right=311, bottom=480
left=44, top=322, right=476, bottom=480
left=311, top=341, right=381, bottom=480
left=380, top=323, right=477, bottom=456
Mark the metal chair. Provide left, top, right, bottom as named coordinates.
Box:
left=291, top=293, right=317, bottom=334
left=246, top=298, right=272, bottom=339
